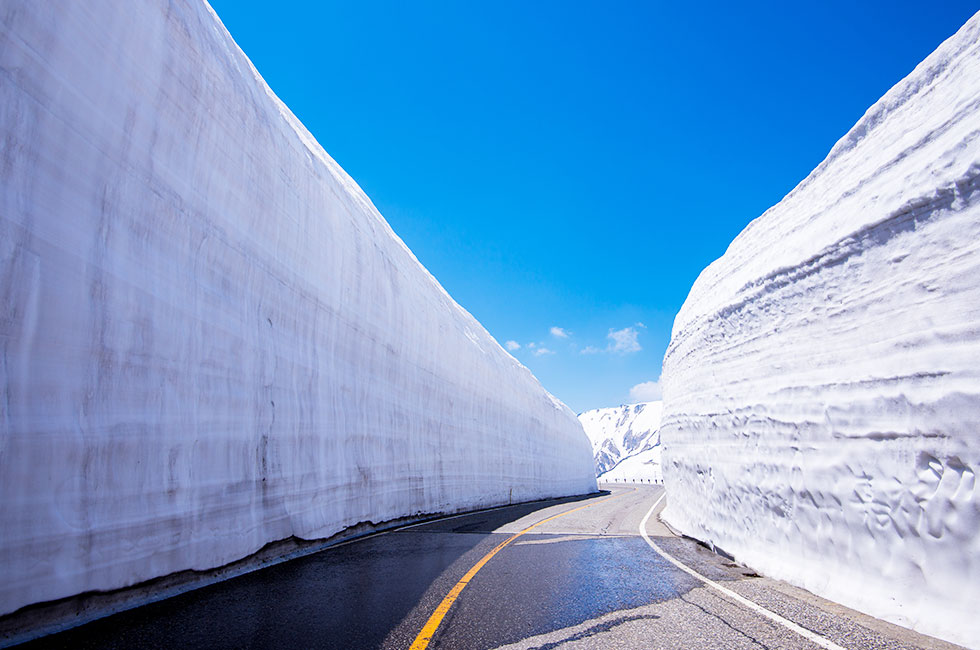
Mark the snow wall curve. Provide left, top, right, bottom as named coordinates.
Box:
left=0, top=1, right=597, bottom=617
left=660, top=12, right=980, bottom=648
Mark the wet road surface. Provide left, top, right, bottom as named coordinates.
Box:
left=17, top=485, right=962, bottom=650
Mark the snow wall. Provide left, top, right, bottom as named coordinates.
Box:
left=660, top=13, right=980, bottom=648
left=0, top=1, right=596, bottom=617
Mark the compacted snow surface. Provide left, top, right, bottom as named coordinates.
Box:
left=578, top=402, right=663, bottom=482
left=0, top=1, right=596, bottom=617
left=660, top=12, right=980, bottom=648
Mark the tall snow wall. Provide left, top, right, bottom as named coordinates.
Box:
left=660, top=13, right=980, bottom=648
left=0, top=1, right=596, bottom=617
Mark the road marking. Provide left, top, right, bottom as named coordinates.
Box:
left=410, top=489, right=629, bottom=650
left=639, top=493, right=848, bottom=650
left=398, top=508, right=498, bottom=531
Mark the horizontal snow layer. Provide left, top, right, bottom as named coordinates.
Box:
left=579, top=402, right=663, bottom=480
left=0, top=1, right=596, bottom=616
left=661, top=12, right=980, bottom=649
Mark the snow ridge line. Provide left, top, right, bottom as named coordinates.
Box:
left=639, top=494, right=848, bottom=650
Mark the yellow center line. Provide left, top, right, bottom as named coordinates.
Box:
left=409, top=488, right=633, bottom=650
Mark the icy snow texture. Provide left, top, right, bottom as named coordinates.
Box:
left=660, top=12, right=980, bottom=648
left=0, top=0, right=596, bottom=616
left=578, top=402, right=662, bottom=481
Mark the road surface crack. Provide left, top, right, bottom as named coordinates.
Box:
left=522, top=612, right=662, bottom=650
left=680, top=593, right=779, bottom=650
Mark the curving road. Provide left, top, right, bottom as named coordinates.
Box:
left=18, top=485, right=961, bottom=649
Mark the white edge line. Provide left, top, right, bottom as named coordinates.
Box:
left=2, top=494, right=600, bottom=647
left=639, top=492, right=848, bottom=650
left=398, top=509, right=485, bottom=531
left=399, top=490, right=608, bottom=532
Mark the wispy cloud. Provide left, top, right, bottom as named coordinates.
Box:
left=505, top=340, right=521, bottom=351
left=550, top=326, right=569, bottom=339
left=607, top=326, right=642, bottom=354
left=629, top=379, right=662, bottom=402
left=533, top=347, right=555, bottom=357
left=579, top=324, right=643, bottom=355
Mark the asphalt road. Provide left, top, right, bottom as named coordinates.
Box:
left=17, top=485, right=962, bottom=650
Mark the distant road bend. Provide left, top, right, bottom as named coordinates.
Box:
left=21, top=485, right=962, bottom=650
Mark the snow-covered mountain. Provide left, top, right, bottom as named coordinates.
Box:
left=579, top=402, right=663, bottom=481
left=660, top=11, right=980, bottom=648
left=0, top=0, right=596, bottom=619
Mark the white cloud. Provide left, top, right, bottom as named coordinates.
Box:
left=527, top=342, right=536, bottom=348
left=629, top=379, right=662, bottom=402
left=580, top=323, right=644, bottom=355
left=607, top=326, right=642, bottom=354
left=533, top=347, right=555, bottom=357
left=505, top=340, right=521, bottom=351
left=550, top=326, right=569, bottom=339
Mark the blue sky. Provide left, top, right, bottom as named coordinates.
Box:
left=209, top=0, right=978, bottom=413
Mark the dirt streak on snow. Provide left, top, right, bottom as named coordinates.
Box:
left=0, top=0, right=595, bottom=616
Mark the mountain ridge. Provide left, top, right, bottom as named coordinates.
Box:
left=578, top=402, right=663, bottom=481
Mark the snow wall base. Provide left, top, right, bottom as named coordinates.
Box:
left=0, top=0, right=597, bottom=626
left=660, top=12, right=980, bottom=649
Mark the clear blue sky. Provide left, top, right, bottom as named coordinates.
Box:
left=208, top=0, right=978, bottom=413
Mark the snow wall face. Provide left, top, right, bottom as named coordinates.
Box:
left=0, top=1, right=597, bottom=616
left=660, top=13, right=980, bottom=648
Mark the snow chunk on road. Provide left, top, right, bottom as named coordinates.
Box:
left=661, top=11, right=980, bottom=648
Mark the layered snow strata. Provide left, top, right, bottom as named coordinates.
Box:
left=579, top=402, right=663, bottom=481
left=0, top=0, right=596, bottom=617
left=660, top=12, right=980, bottom=648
